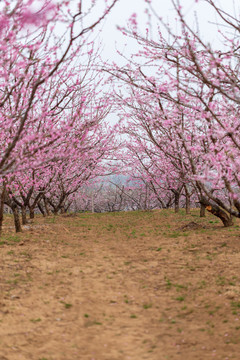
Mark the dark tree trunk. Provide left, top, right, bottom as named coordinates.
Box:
left=29, top=207, right=35, bottom=219
left=174, top=192, right=180, bottom=213
left=0, top=184, right=6, bottom=236
left=200, top=197, right=233, bottom=227
left=43, top=196, right=51, bottom=216
left=12, top=205, right=22, bottom=232
left=21, top=205, right=28, bottom=225
left=38, top=201, right=46, bottom=217
left=53, top=208, right=58, bottom=215
left=166, top=196, right=173, bottom=209
left=185, top=194, right=190, bottom=214
left=200, top=203, right=206, bottom=217
left=64, top=202, right=72, bottom=213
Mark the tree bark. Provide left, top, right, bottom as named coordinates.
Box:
left=29, top=206, right=35, bottom=219
left=43, top=196, right=51, bottom=216
left=91, top=193, right=94, bottom=213
left=0, top=184, right=6, bottom=236
left=184, top=185, right=191, bottom=214
left=174, top=192, right=180, bottom=213
left=21, top=205, right=28, bottom=225
left=64, top=202, right=72, bottom=213
left=12, top=205, right=22, bottom=232
left=200, top=197, right=233, bottom=227
left=200, top=203, right=206, bottom=217
left=38, top=201, right=46, bottom=217
left=185, top=194, right=190, bottom=214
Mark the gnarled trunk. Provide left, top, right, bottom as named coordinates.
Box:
left=38, top=201, right=46, bottom=217
left=200, top=197, right=233, bottom=227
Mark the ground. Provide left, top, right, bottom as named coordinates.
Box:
left=0, top=209, right=240, bottom=360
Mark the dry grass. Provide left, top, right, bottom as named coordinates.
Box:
left=0, top=209, right=240, bottom=360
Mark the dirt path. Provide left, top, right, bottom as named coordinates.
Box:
left=0, top=210, right=240, bottom=360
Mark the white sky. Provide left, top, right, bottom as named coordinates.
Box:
left=97, top=0, right=237, bottom=61
left=84, top=0, right=237, bottom=124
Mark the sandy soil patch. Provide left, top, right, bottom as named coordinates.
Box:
left=0, top=210, right=240, bottom=360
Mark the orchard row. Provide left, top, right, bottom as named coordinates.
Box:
left=0, top=0, right=239, bottom=233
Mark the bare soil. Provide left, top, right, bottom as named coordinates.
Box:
left=0, top=209, right=240, bottom=360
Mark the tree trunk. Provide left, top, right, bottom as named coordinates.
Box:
left=64, top=202, right=72, bottom=213
left=21, top=205, right=28, bottom=225
left=200, top=203, right=206, bottom=217
left=91, top=194, right=94, bottom=213
left=185, top=194, right=190, bottom=214
left=53, top=207, right=58, bottom=215
left=0, top=185, right=6, bottom=236
left=183, top=185, right=191, bottom=214
left=12, top=205, right=22, bottom=232
left=200, top=197, right=233, bottom=227
left=29, top=206, right=35, bottom=219
left=43, top=196, right=51, bottom=216
left=174, top=192, right=180, bottom=213
left=38, top=202, right=46, bottom=217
